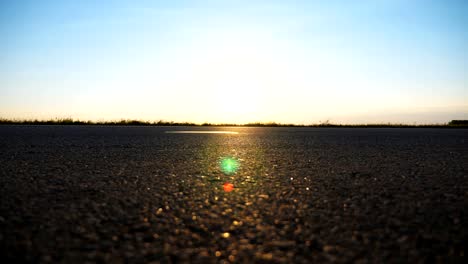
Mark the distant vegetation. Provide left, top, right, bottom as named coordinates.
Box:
left=448, top=120, right=468, bottom=126
left=0, top=118, right=198, bottom=126
left=0, top=118, right=467, bottom=128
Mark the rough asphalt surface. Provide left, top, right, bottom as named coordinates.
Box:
left=0, top=126, right=466, bottom=263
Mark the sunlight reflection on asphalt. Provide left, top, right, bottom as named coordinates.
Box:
left=165, top=131, right=239, bottom=134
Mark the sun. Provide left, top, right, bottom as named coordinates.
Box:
left=213, top=78, right=263, bottom=120
left=162, top=30, right=276, bottom=124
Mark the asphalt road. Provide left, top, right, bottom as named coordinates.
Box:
left=0, top=126, right=466, bottom=263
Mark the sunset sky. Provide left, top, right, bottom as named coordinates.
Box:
left=1, top=0, right=467, bottom=124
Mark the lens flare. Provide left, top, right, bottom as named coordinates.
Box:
left=220, top=157, right=239, bottom=175
left=223, top=182, right=234, bottom=192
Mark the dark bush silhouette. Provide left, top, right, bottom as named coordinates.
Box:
left=448, top=120, right=468, bottom=126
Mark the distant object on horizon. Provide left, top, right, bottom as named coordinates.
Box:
left=448, top=120, right=468, bottom=126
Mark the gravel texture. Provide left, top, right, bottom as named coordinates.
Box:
left=0, top=126, right=466, bottom=263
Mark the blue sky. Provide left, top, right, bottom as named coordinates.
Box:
left=1, top=0, right=467, bottom=124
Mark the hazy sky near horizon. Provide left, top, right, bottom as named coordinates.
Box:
left=1, top=0, right=467, bottom=124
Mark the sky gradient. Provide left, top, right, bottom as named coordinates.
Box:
left=1, top=0, right=467, bottom=124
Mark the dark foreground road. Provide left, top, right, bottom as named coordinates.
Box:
left=0, top=126, right=466, bottom=263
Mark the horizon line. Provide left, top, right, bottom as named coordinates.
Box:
left=1, top=118, right=467, bottom=128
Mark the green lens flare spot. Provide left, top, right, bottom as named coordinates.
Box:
left=220, top=157, right=239, bottom=175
